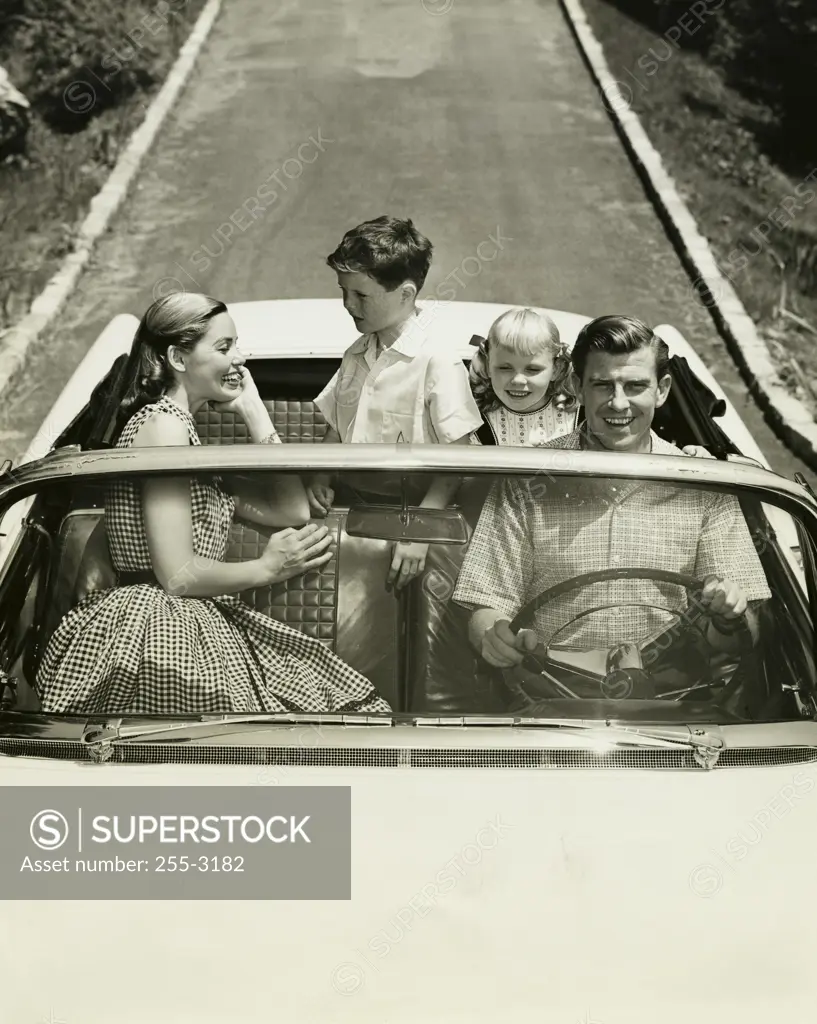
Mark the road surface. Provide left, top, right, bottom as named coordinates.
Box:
left=0, top=0, right=813, bottom=486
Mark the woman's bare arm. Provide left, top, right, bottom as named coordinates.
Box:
left=142, top=475, right=271, bottom=596
left=140, top=473, right=332, bottom=597
left=237, top=398, right=312, bottom=524
left=132, top=413, right=270, bottom=596
left=228, top=474, right=312, bottom=528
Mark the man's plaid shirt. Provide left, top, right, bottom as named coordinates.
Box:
left=453, top=429, right=772, bottom=648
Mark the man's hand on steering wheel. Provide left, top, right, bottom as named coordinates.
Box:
left=698, top=573, right=748, bottom=626
left=481, top=618, right=538, bottom=668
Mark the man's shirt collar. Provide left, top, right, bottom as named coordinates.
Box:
left=547, top=426, right=681, bottom=456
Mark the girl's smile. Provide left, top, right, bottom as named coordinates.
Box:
left=489, top=343, right=556, bottom=413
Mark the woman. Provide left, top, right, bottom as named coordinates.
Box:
left=37, top=293, right=391, bottom=716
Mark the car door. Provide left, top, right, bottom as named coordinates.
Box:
left=0, top=499, right=52, bottom=711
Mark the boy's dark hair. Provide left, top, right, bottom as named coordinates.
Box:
left=326, top=216, right=433, bottom=292
left=571, top=314, right=670, bottom=383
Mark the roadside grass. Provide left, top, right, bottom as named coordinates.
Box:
left=580, top=0, right=817, bottom=414
left=0, top=0, right=207, bottom=335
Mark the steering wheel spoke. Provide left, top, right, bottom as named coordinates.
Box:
left=505, top=567, right=753, bottom=712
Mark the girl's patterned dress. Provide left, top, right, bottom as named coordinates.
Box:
left=472, top=401, right=579, bottom=447
left=37, top=395, right=391, bottom=716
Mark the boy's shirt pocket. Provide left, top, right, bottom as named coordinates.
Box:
left=380, top=409, right=419, bottom=444
left=352, top=361, right=424, bottom=442
left=328, top=333, right=481, bottom=444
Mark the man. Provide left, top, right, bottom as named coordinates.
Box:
left=453, top=314, right=771, bottom=671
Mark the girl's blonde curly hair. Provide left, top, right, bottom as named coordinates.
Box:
left=469, top=307, right=579, bottom=414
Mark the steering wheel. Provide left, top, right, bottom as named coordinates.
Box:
left=504, top=567, right=752, bottom=709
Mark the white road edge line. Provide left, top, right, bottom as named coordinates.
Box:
left=0, top=0, right=223, bottom=400
left=559, top=0, right=817, bottom=471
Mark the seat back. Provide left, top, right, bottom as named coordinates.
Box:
left=223, top=513, right=401, bottom=706
left=40, top=507, right=401, bottom=709
left=407, top=477, right=511, bottom=714
left=46, top=510, right=117, bottom=642
left=195, top=400, right=328, bottom=445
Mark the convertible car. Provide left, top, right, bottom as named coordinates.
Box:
left=1, top=299, right=817, bottom=1023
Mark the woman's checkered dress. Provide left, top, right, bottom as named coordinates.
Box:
left=37, top=395, right=391, bottom=716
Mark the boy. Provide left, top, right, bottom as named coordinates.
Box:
left=309, top=215, right=482, bottom=589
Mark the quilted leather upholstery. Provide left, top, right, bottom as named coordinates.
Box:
left=225, top=518, right=339, bottom=647
left=195, top=400, right=328, bottom=445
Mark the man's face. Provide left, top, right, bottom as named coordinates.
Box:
left=336, top=270, right=413, bottom=336
left=577, top=347, right=671, bottom=453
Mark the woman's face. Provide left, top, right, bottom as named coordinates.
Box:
left=488, top=342, right=556, bottom=412
left=173, top=312, right=245, bottom=402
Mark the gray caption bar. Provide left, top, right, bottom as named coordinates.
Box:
left=0, top=787, right=351, bottom=900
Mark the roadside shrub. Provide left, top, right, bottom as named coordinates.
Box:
left=0, top=1, right=27, bottom=44
left=0, top=0, right=205, bottom=336
left=653, top=0, right=722, bottom=52
left=709, top=0, right=817, bottom=168
left=1, top=0, right=194, bottom=132
left=606, top=0, right=817, bottom=171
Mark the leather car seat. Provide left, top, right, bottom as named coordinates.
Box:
left=407, top=476, right=511, bottom=714
left=38, top=507, right=402, bottom=710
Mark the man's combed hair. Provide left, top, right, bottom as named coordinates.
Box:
left=571, top=314, right=670, bottom=381
left=326, top=215, right=433, bottom=292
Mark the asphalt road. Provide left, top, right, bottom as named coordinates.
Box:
left=0, top=0, right=814, bottom=486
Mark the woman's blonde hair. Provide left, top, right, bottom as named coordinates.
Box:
left=469, top=307, right=578, bottom=413
left=119, top=292, right=228, bottom=418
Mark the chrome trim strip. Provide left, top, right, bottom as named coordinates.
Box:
left=3, top=713, right=817, bottom=749
left=1, top=443, right=815, bottom=502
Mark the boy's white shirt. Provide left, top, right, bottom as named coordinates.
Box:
left=314, top=312, right=482, bottom=444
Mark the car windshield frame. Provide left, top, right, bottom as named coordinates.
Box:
left=2, top=444, right=817, bottom=737
left=1, top=440, right=815, bottom=493
left=1, top=443, right=814, bottom=559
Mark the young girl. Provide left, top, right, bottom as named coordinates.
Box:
left=37, top=292, right=391, bottom=716
left=468, top=307, right=579, bottom=447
